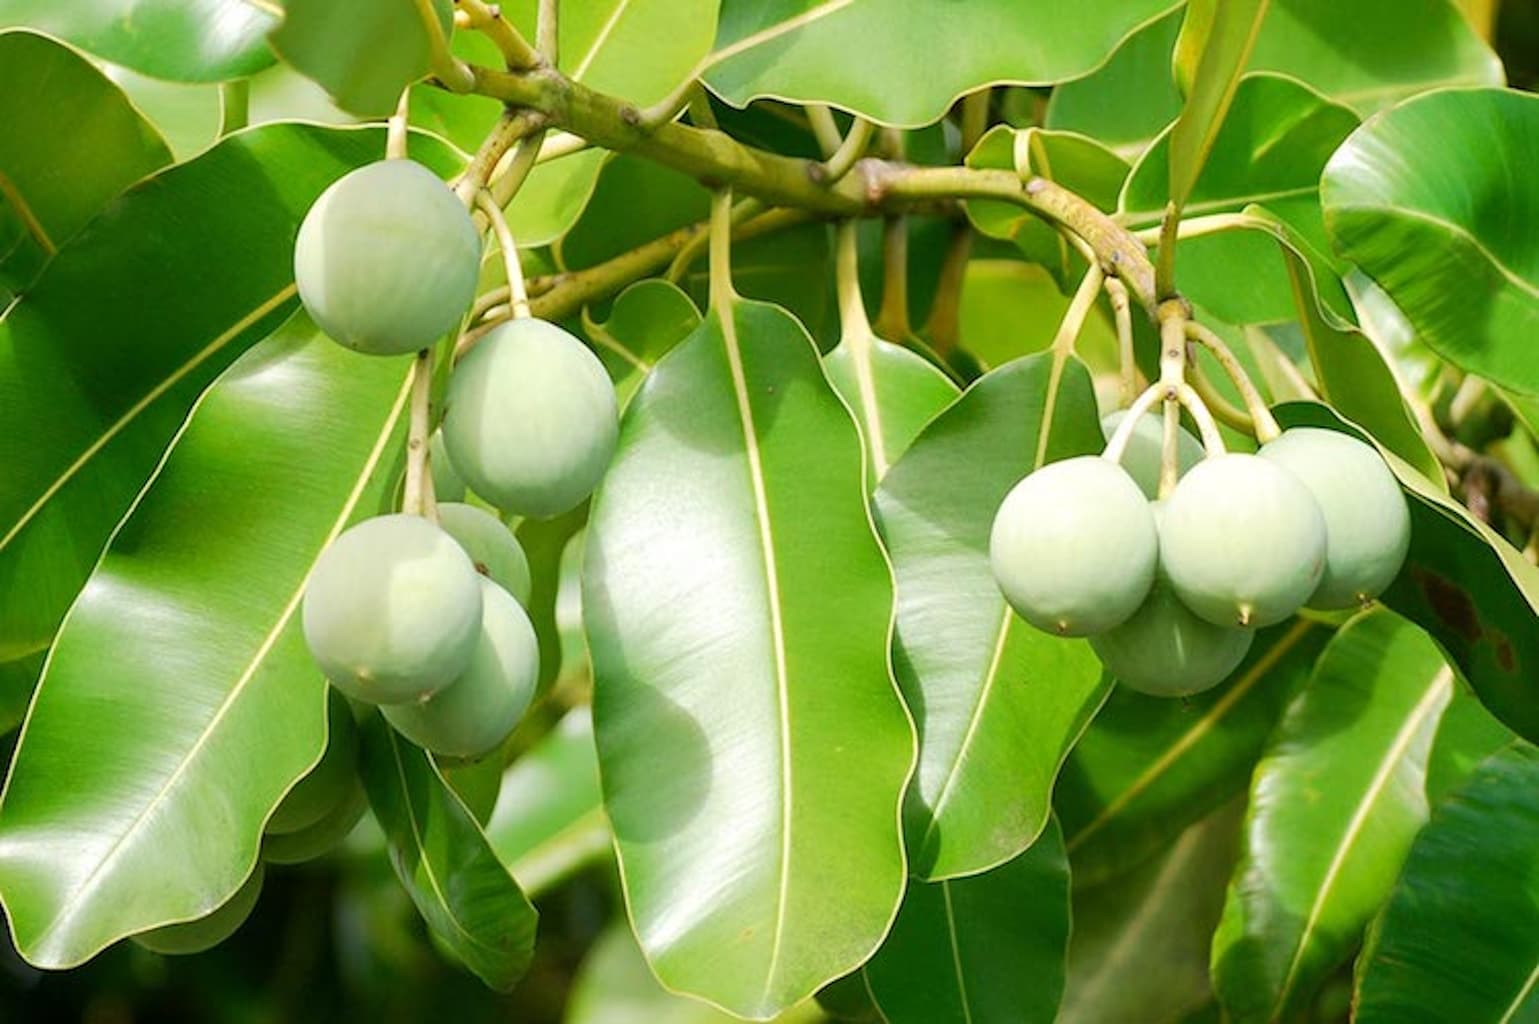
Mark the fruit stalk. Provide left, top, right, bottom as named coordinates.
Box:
left=477, top=190, right=531, bottom=320
left=1185, top=320, right=1281, bottom=442
left=1105, top=276, right=1137, bottom=406
left=402, top=348, right=439, bottom=521
left=1157, top=300, right=1190, bottom=498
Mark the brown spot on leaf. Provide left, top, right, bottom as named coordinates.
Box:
left=1494, top=630, right=1516, bottom=673
left=1412, top=566, right=1482, bottom=644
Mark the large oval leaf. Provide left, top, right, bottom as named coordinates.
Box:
left=584, top=288, right=914, bottom=1018
left=0, top=0, right=278, bottom=81
left=1211, top=610, right=1454, bottom=1023
left=0, top=30, right=170, bottom=294
left=703, top=0, right=1178, bottom=128
left=863, top=818, right=1070, bottom=1024
left=1354, top=742, right=1539, bottom=1024
left=270, top=0, right=450, bottom=118
left=1276, top=402, right=1539, bottom=746
left=1057, top=619, right=1329, bottom=888
left=0, top=124, right=452, bottom=664
left=1321, top=88, right=1539, bottom=396
left=874, top=351, right=1111, bottom=880
left=1060, top=800, right=1244, bottom=1024
left=0, top=314, right=412, bottom=967
left=360, top=715, right=538, bottom=991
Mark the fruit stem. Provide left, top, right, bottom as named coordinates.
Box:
left=1189, top=362, right=1254, bottom=433
left=665, top=196, right=762, bottom=284
left=873, top=215, right=911, bottom=340
left=1174, top=381, right=1226, bottom=457
left=1156, top=299, right=1193, bottom=497
left=1105, top=276, right=1137, bottom=406
left=386, top=90, right=410, bottom=160
left=536, top=0, right=559, bottom=62
left=708, top=188, right=736, bottom=310
left=1184, top=320, right=1280, bottom=443
left=477, top=190, right=530, bottom=320
left=1101, top=381, right=1168, bottom=465
left=402, top=348, right=439, bottom=521
left=834, top=220, right=873, bottom=347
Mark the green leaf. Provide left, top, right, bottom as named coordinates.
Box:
left=0, top=31, right=170, bottom=293
left=1275, top=402, right=1539, bottom=746
left=703, top=0, right=1179, bottom=128
left=0, top=124, right=454, bottom=664
left=515, top=506, right=588, bottom=691
left=1048, top=1, right=1501, bottom=159
left=1122, top=73, right=1358, bottom=323
left=97, top=63, right=223, bottom=162
left=581, top=278, right=703, bottom=408
left=1164, top=0, right=1270, bottom=216
left=0, top=314, right=413, bottom=967
left=561, top=154, right=710, bottom=270
left=873, top=351, right=1111, bottom=880
left=1425, top=683, right=1514, bottom=804
left=359, top=715, right=538, bottom=991
left=1211, top=610, right=1455, bottom=1023
left=269, top=0, right=449, bottom=118
left=1321, top=87, right=1539, bottom=396
left=0, top=0, right=278, bottom=81
left=864, top=818, right=1070, bottom=1024
left=967, top=125, right=1131, bottom=287
left=1060, top=800, right=1245, bottom=1024
left=1354, top=743, right=1539, bottom=1024
left=485, top=708, right=609, bottom=895
left=506, top=149, right=609, bottom=250
left=1057, top=620, right=1329, bottom=888
left=956, top=260, right=1120, bottom=371
left=0, top=651, right=42, bottom=737
left=584, top=286, right=913, bottom=1017
left=569, top=924, right=825, bottom=1024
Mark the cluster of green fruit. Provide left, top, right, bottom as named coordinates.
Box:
left=289, top=161, right=615, bottom=752
left=990, top=413, right=1411, bottom=697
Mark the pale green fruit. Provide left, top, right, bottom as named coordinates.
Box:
left=262, top=781, right=367, bottom=866
left=1159, top=454, right=1326, bottom=627
left=437, top=502, right=532, bottom=605
left=443, top=317, right=619, bottom=517
left=1090, top=577, right=1253, bottom=698
left=1260, top=428, right=1411, bottom=610
left=431, top=429, right=467, bottom=503
left=266, top=689, right=357, bottom=836
left=383, top=580, right=538, bottom=759
left=990, top=455, right=1158, bottom=636
left=294, top=159, right=480, bottom=355
left=1101, top=410, right=1204, bottom=498
left=302, top=514, right=482, bottom=704
left=133, top=865, right=265, bottom=955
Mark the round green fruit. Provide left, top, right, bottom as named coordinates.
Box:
left=1260, top=428, right=1410, bottom=609
left=302, top=514, right=482, bottom=704
left=990, top=456, right=1158, bottom=636
left=431, top=429, right=467, bottom=503
left=1159, top=454, right=1326, bottom=627
left=1101, top=410, right=1203, bottom=498
left=262, top=781, right=367, bottom=866
left=294, top=159, right=480, bottom=355
left=1090, top=576, right=1254, bottom=698
left=443, top=317, right=619, bottom=517
left=133, top=865, right=265, bottom=955
left=383, top=580, right=538, bottom=759
left=437, top=502, right=532, bottom=606
left=266, top=689, right=358, bottom=835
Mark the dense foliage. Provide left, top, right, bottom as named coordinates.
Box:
left=1, top=1, right=1537, bottom=1021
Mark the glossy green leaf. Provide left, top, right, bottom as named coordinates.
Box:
left=360, top=715, right=538, bottom=991
left=0, top=0, right=277, bottom=81
left=1060, top=800, right=1244, bottom=1024
left=584, top=283, right=913, bottom=1017
left=560, top=155, right=710, bottom=271
left=874, top=351, right=1111, bottom=880
left=515, top=506, right=589, bottom=691
left=0, top=31, right=170, bottom=293
left=1321, top=87, right=1539, bottom=396
left=967, top=125, right=1131, bottom=286
left=1123, top=73, right=1357, bottom=325
left=1425, top=683, right=1514, bottom=804
left=1057, top=619, right=1329, bottom=888
left=703, top=0, right=1179, bottom=128
left=485, top=708, right=609, bottom=895
left=1276, top=402, right=1539, bottom=746
left=1164, top=0, right=1270, bottom=216
left=569, top=924, right=824, bottom=1024
left=506, top=149, right=609, bottom=250
left=1354, top=743, right=1539, bottom=1024
left=97, top=63, right=223, bottom=162
left=0, top=314, right=413, bottom=967
left=0, top=651, right=42, bottom=737
left=957, top=260, right=1120, bottom=371
left=269, top=0, right=449, bottom=118
left=0, top=124, right=453, bottom=664
left=580, top=278, right=703, bottom=407
left=864, top=818, right=1070, bottom=1024
left=1211, top=610, right=1455, bottom=1023
left=1048, top=1, right=1501, bottom=157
